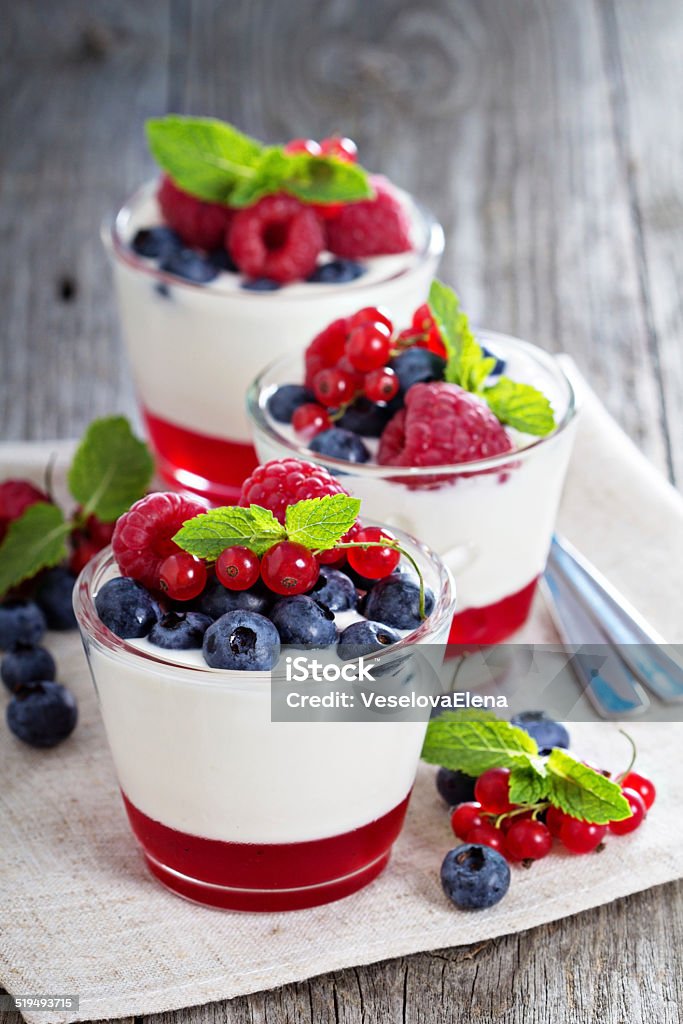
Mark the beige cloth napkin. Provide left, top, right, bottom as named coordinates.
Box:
left=1, top=368, right=683, bottom=1024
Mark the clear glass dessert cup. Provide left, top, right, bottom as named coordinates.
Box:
left=103, top=181, right=444, bottom=505
left=74, top=531, right=455, bottom=912
left=247, top=332, right=579, bottom=646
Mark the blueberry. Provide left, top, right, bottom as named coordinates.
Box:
left=308, top=259, right=366, bottom=284
left=7, top=681, right=78, bottom=748
left=95, top=578, right=158, bottom=639
left=337, top=397, right=394, bottom=438
left=35, top=566, right=77, bottom=630
left=208, top=248, right=238, bottom=273
left=482, top=347, right=506, bottom=376
left=363, top=576, right=434, bottom=630
left=309, top=567, right=358, bottom=612
left=309, top=428, right=370, bottom=464
left=337, top=620, right=401, bottom=660
left=389, top=349, right=446, bottom=394
left=269, top=596, right=337, bottom=648
left=435, top=767, right=477, bottom=807
left=441, top=844, right=510, bottom=910
left=159, top=248, right=219, bottom=283
left=132, top=226, right=182, bottom=259
left=241, top=277, right=281, bottom=291
left=203, top=610, right=280, bottom=671
left=148, top=611, right=213, bottom=650
left=0, top=602, right=46, bottom=650
left=2, top=645, right=56, bottom=692
left=195, top=577, right=271, bottom=619
left=346, top=560, right=415, bottom=594
left=510, top=711, right=570, bottom=755
left=267, top=384, right=315, bottom=424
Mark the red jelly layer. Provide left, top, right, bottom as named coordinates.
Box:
left=448, top=577, right=539, bottom=646
left=122, top=791, right=411, bottom=911
left=142, top=408, right=258, bottom=504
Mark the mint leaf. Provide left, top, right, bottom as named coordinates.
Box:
left=146, top=116, right=373, bottom=207
left=545, top=749, right=631, bottom=824
left=173, top=505, right=286, bottom=559
left=0, top=503, right=69, bottom=597
left=68, top=416, right=154, bottom=523
left=421, top=712, right=540, bottom=776
left=509, top=763, right=547, bottom=805
left=285, top=494, right=361, bottom=551
left=428, top=280, right=492, bottom=391
left=483, top=377, right=555, bottom=436
left=146, top=116, right=263, bottom=203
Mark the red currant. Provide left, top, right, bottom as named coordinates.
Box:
left=346, top=527, right=400, bottom=579
left=559, top=816, right=607, bottom=854
left=620, top=771, right=656, bottom=810
left=450, top=801, right=485, bottom=839
left=363, top=367, right=399, bottom=403
left=284, top=138, right=322, bottom=156
left=505, top=819, right=553, bottom=861
left=346, top=323, right=392, bottom=372
left=608, top=788, right=647, bottom=835
left=474, top=768, right=513, bottom=815
left=320, top=136, right=358, bottom=162
left=349, top=306, right=393, bottom=334
left=216, top=546, right=260, bottom=591
left=292, top=402, right=331, bottom=439
left=313, top=367, right=357, bottom=408
left=159, top=552, right=207, bottom=601
left=260, top=541, right=320, bottom=596
left=545, top=806, right=568, bottom=838
left=467, top=823, right=507, bottom=854
left=499, top=809, right=534, bottom=834
left=69, top=532, right=100, bottom=576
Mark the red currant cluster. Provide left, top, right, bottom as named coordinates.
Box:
left=69, top=512, right=115, bottom=575
left=157, top=525, right=402, bottom=603
left=395, top=303, right=447, bottom=358
left=449, top=765, right=655, bottom=862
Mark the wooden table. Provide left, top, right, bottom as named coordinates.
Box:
left=1, top=2, right=682, bottom=1021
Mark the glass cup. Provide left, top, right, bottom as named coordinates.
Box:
left=247, top=331, right=579, bottom=646
left=74, top=530, right=455, bottom=912
left=103, top=182, right=444, bottom=505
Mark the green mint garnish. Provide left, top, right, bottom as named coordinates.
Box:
left=68, top=416, right=154, bottom=523
left=174, top=494, right=360, bottom=559
left=285, top=494, right=361, bottom=550
left=146, top=115, right=373, bottom=207
left=427, top=279, right=556, bottom=437
left=421, top=711, right=632, bottom=824
left=0, top=503, right=70, bottom=597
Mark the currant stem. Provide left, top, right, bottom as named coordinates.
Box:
left=321, top=539, right=427, bottom=619
left=494, top=802, right=549, bottom=829
left=616, top=728, right=638, bottom=783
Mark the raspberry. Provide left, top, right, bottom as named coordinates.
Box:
left=304, top=317, right=351, bottom=388
left=378, top=382, right=514, bottom=468
left=112, top=492, right=205, bottom=589
left=157, top=176, right=233, bottom=251
left=325, top=175, right=412, bottom=258
left=228, top=194, right=324, bottom=283
left=0, top=480, right=50, bottom=542
left=239, top=458, right=348, bottom=525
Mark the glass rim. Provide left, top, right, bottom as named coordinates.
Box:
left=74, top=532, right=456, bottom=690
left=247, top=330, right=579, bottom=477
left=101, top=180, right=445, bottom=302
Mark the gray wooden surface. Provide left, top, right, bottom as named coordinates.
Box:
left=1, top=1, right=682, bottom=1022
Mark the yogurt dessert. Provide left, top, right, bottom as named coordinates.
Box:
left=105, top=116, right=443, bottom=503
left=74, top=462, right=455, bottom=911
left=247, top=281, right=578, bottom=646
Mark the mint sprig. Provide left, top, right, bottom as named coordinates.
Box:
left=68, top=416, right=154, bottom=523
left=421, top=711, right=632, bottom=824
left=0, top=503, right=70, bottom=596
left=146, top=116, right=373, bottom=207
left=427, top=280, right=556, bottom=437
left=285, top=495, right=360, bottom=550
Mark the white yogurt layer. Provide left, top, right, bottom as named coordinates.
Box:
left=254, top=336, right=578, bottom=611
left=108, top=184, right=443, bottom=444
left=87, top=546, right=452, bottom=845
